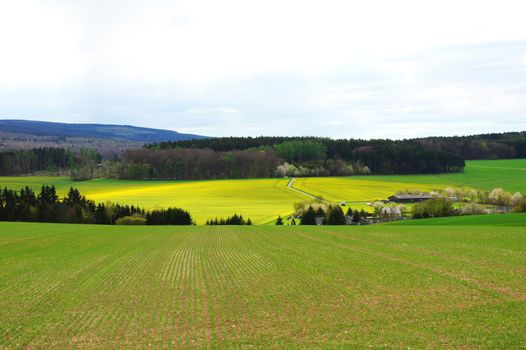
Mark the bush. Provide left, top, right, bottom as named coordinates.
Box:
left=512, top=198, right=526, bottom=213
left=488, top=188, right=511, bottom=206
left=115, top=216, right=146, bottom=225
left=412, top=198, right=456, bottom=219
left=460, top=202, right=487, bottom=215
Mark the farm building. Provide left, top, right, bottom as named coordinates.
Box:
left=388, top=193, right=433, bottom=203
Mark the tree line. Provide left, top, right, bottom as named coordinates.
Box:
left=0, top=186, right=193, bottom=225
left=416, top=132, right=526, bottom=160
left=126, top=138, right=464, bottom=179
left=206, top=214, right=252, bottom=225
left=152, top=132, right=526, bottom=161
left=4, top=131, right=526, bottom=180
left=0, top=147, right=100, bottom=177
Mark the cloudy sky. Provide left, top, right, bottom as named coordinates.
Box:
left=1, top=0, right=525, bottom=138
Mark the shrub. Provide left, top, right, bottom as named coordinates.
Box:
left=511, top=192, right=524, bottom=207
left=512, top=198, right=526, bottom=213
left=115, top=216, right=146, bottom=225
left=412, top=198, right=456, bottom=219
left=461, top=202, right=487, bottom=215
left=488, top=188, right=511, bottom=206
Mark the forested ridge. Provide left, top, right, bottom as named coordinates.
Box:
left=150, top=132, right=526, bottom=160
left=1, top=131, right=525, bottom=179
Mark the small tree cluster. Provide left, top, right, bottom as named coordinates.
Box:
left=206, top=214, right=252, bottom=225
left=412, top=198, right=456, bottom=219
left=298, top=205, right=366, bottom=225
left=146, top=208, right=193, bottom=225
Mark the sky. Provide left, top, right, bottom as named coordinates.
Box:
left=0, top=0, right=526, bottom=139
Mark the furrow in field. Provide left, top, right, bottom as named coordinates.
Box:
left=301, top=227, right=526, bottom=303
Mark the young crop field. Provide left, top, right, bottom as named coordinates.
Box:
left=390, top=212, right=526, bottom=227
left=0, top=218, right=525, bottom=348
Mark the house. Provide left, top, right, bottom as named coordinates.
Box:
left=388, top=193, right=433, bottom=203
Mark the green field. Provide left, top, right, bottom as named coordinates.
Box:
left=1, top=217, right=525, bottom=348
left=1, top=159, right=525, bottom=224
left=293, top=159, right=526, bottom=207
left=390, top=212, right=526, bottom=227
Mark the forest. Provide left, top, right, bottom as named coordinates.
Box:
left=2, top=132, right=526, bottom=179
left=151, top=132, right=526, bottom=160
left=130, top=137, right=465, bottom=179
left=0, top=147, right=100, bottom=177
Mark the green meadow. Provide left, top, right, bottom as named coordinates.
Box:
left=293, top=158, right=526, bottom=205
left=1, top=216, right=525, bottom=348
left=1, top=159, right=525, bottom=223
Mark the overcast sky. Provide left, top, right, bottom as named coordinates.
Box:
left=1, top=0, right=525, bottom=138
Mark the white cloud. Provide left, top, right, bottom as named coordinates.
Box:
left=0, top=0, right=526, bottom=137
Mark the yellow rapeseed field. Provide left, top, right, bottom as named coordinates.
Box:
left=0, top=177, right=309, bottom=224
left=293, top=177, right=448, bottom=209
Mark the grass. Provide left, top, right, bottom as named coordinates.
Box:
left=1, top=219, right=525, bottom=348
left=390, top=212, right=526, bottom=227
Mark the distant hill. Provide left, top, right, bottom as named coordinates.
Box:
left=0, top=119, right=207, bottom=143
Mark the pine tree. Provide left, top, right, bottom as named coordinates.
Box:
left=352, top=211, right=361, bottom=224
left=326, top=205, right=346, bottom=225
left=300, top=206, right=317, bottom=225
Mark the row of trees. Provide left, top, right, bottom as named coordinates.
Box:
left=0, top=147, right=101, bottom=176
left=119, top=148, right=281, bottom=180
left=144, top=137, right=465, bottom=177
left=417, top=132, right=526, bottom=159
left=0, top=186, right=193, bottom=225
left=411, top=188, right=526, bottom=219
left=206, top=214, right=252, bottom=225
left=287, top=205, right=369, bottom=225
left=153, top=132, right=526, bottom=161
